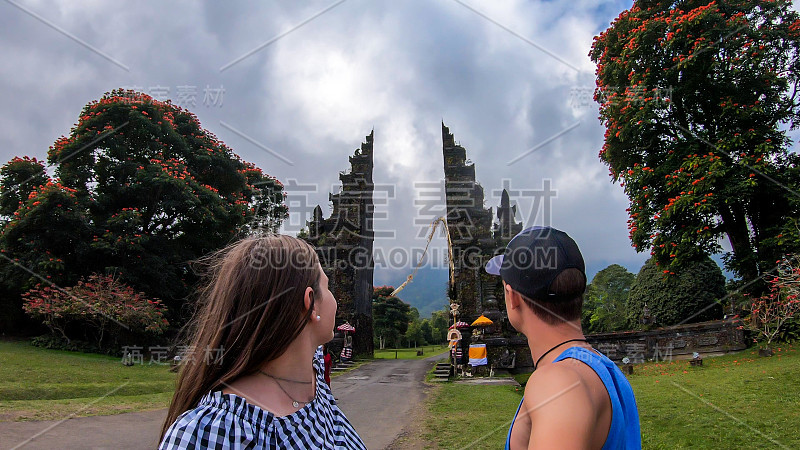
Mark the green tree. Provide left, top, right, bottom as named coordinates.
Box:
left=0, top=89, right=287, bottom=332
left=409, top=306, right=420, bottom=322
left=582, top=264, right=636, bottom=333
left=590, top=0, right=800, bottom=286
left=419, top=320, right=433, bottom=345
left=372, top=286, right=411, bottom=348
left=430, top=309, right=449, bottom=344
left=627, top=257, right=726, bottom=327
left=404, top=319, right=426, bottom=347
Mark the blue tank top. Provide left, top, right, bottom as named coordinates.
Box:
left=505, top=347, right=641, bottom=449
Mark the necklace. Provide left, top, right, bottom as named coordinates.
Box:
left=533, top=338, right=589, bottom=371
left=259, top=371, right=315, bottom=408
left=257, top=370, right=313, bottom=384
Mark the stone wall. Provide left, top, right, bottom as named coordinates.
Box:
left=475, top=319, right=745, bottom=374
left=585, top=319, right=746, bottom=363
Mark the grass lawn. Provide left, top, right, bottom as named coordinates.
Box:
left=422, top=382, right=523, bottom=447
left=632, top=345, right=799, bottom=449
left=374, top=345, right=449, bottom=360
left=0, top=340, right=176, bottom=422
left=421, top=344, right=800, bottom=449
left=330, top=359, right=370, bottom=378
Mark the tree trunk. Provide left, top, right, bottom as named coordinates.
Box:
left=719, top=205, right=759, bottom=283
left=54, top=324, right=70, bottom=344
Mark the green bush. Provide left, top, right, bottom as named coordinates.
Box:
left=776, top=317, right=800, bottom=344
left=626, top=256, right=726, bottom=328
left=31, top=334, right=100, bottom=354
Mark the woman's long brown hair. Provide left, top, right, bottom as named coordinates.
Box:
left=160, top=234, right=321, bottom=439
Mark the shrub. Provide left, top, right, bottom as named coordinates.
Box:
left=30, top=334, right=100, bottom=353
left=627, top=256, right=726, bottom=328
left=742, top=255, right=800, bottom=348
left=22, top=273, right=168, bottom=352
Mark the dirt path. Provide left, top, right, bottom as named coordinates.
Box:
left=0, top=353, right=446, bottom=449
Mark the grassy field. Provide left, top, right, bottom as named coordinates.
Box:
left=7, top=337, right=798, bottom=448
left=0, top=340, right=449, bottom=422
left=0, top=340, right=176, bottom=421
left=374, top=345, right=449, bottom=360
left=422, top=382, right=523, bottom=447
left=631, top=345, right=799, bottom=449
left=421, top=344, right=800, bottom=449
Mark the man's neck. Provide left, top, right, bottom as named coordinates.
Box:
left=525, top=321, right=588, bottom=369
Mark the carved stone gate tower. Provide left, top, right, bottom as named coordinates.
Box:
left=442, top=123, right=532, bottom=371
left=306, top=132, right=375, bottom=358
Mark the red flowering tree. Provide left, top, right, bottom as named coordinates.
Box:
left=0, top=180, right=94, bottom=290
left=591, top=0, right=800, bottom=286
left=744, top=255, right=800, bottom=352
left=0, top=157, right=49, bottom=218
left=0, top=89, right=287, bottom=332
left=22, top=273, right=168, bottom=351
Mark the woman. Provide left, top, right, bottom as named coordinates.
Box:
left=159, top=235, right=366, bottom=449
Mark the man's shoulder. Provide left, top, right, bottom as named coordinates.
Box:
left=521, top=362, right=601, bottom=448
left=525, top=357, right=612, bottom=416
left=527, top=359, right=588, bottom=390
left=524, top=362, right=593, bottom=409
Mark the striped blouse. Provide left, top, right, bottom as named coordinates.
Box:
left=159, top=346, right=366, bottom=449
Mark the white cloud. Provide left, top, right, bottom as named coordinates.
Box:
left=0, top=0, right=659, bottom=284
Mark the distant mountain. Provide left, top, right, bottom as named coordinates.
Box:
left=374, top=265, right=449, bottom=318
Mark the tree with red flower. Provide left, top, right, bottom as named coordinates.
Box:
left=0, top=89, right=288, bottom=334
left=743, top=255, right=800, bottom=353
left=591, top=0, right=800, bottom=290
left=22, top=273, right=168, bottom=352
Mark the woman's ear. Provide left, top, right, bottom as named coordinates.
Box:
left=304, top=286, right=315, bottom=315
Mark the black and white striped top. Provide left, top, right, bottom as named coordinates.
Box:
left=159, top=346, right=366, bottom=449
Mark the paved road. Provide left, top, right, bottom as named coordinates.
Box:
left=331, top=353, right=446, bottom=449
left=0, top=353, right=446, bottom=450
left=0, top=409, right=167, bottom=450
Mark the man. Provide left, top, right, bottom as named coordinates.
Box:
left=485, top=226, right=641, bottom=449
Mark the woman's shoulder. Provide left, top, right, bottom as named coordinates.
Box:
left=313, top=345, right=325, bottom=374
left=159, top=392, right=271, bottom=449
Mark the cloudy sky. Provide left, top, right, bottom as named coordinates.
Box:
left=3, top=0, right=797, bottom=289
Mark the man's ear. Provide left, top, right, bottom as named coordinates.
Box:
left=505, top=284, right=522, bottom=310
left=304, top=286, right=315, bottom=314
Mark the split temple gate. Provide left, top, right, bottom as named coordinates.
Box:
left=301, top=124, right=744, bottom=369
left=441, top=123, right=531, bottom=372
left=302, top=125, right=532, bottom=368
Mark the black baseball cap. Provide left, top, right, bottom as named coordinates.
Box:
left=485, top=226, right=586, bottom=302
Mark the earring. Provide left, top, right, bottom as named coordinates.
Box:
left=316, top=315, right=321, bottom=321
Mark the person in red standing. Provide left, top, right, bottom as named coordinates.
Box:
left=323, top=344, right=332, bottom=386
